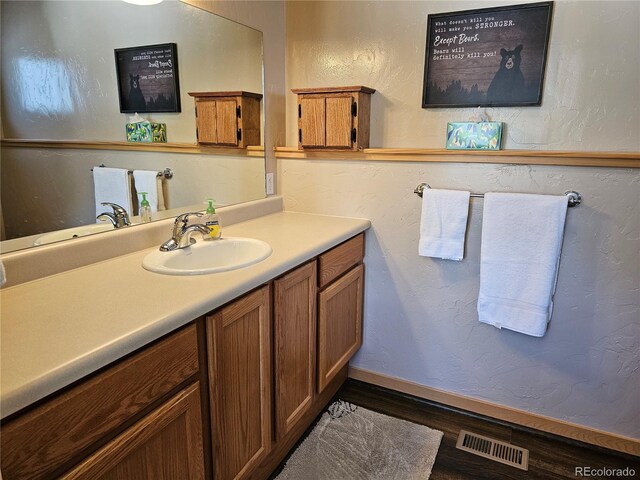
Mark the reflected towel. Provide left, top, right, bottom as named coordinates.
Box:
left=419, top=188, right=470, bottom=261
left=93, top=167, right=133, bottom=219
left=478, top=192, right=569, bottom=337
left=133, top=170, right=166, bottom=213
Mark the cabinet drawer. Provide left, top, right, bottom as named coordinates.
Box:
left=318, top=233, right=364, bottom=289
left=1, top=324, right=199, bottom=480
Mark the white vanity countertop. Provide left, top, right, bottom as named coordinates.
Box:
left=0, top=211, right=370, bottom=418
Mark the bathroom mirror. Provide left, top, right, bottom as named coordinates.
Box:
left=0, top=0, right=266, bottom=254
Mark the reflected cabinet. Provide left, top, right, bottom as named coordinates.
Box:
left=189, top=91, right=262, bottom=148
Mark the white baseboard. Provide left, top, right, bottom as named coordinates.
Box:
left=348, top=366, right=640, bottom=457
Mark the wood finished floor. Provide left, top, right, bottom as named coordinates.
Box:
left=272, top=379, right=640, bottom=480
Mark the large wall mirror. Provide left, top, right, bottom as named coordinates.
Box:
left=0, top=0, right=266, bottom=254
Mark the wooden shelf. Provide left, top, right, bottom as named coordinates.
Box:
left=274, top=147, right=640, bottom=168
left=1, top=139, right=265, bottom=157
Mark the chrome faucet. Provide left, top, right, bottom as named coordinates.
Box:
left=97, top=202, right=130, bottom=228
left=160, top=212, right=210, bottom=251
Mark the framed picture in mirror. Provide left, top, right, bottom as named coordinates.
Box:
left=115, top=43, right=181, bottom=113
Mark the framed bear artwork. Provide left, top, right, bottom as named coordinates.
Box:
left=115, top=43, right=181, bottom=113
left=422, top=2, right=553, bottom=108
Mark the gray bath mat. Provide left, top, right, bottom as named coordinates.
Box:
left=275, top=400, right=444, bottom=480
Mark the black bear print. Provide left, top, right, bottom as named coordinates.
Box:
left=128, top=74, right=147, bottom=112
left=486, top=44, right=526, bottom=103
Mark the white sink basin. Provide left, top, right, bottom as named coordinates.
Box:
left=142, top=237, right=272, bottom=275
left=34, top=223, right=114, bottom=246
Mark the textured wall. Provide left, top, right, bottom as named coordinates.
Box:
left=285, top=0, right=640, bottom=150
left=283, top=0, right=640, bottom=438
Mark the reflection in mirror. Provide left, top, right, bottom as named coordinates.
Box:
left=0, top=0, right=266, bottom=254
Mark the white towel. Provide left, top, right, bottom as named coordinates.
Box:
left=0, top=260, right=6, bottom=287
left=419, top=188, right=471, bottom=261
left=133, top=170, right=166, bottom=214
left=93, top=167, right=133, bottom=219
left=478, top=192, right=569, bottom=337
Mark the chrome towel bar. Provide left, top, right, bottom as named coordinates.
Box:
left=414, top=183, right=582, bottom=207
left=91, top=164, right=173, bottom=179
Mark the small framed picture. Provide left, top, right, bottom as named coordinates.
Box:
left=422, top=2, right=553, bottom=108
left=114, top=43, right=181, bottom=113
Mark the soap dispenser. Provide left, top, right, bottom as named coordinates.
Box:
left=139, top=192, right=152, bottom=223
left=204, top=199, right=221, bottom=239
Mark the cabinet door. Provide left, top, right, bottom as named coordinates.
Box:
left=325, top=96, right=353, bottom=148
left=274, top=262, right=317, bottom=439
left=61, top=383, right=205, bottom=480
left=318, top=264, right=364, bottom=393
left=299, top=97, right=325, bottom=147
left=216, top=98, right=239, bottom=146
left=196, top=99, right=218, bottom=144
left=207, top=286, right=272, bottom=480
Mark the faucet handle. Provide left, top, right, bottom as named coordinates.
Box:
left=174, top=212, right=204, bottom=233
left=100, top=202, right=127, bottom=215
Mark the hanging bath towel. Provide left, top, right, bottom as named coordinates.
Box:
left=133, top=170, right=166, bottom=213
left=93, top=167, right=133, bottom=219
left=419, top=188, right=470, bottom=261
left=478, top=192, right=569, bottom=337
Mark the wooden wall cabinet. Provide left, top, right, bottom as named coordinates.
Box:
left=206, top=285, right=272, bottom=480
left=188, top=91, right=262, bottom=148
left=273, top=261, right=317, bottom=440
left=292, top=86, right=375, bottom=151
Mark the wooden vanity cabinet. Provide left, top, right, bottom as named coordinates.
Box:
left=189, top=91, right=262, bottom=148
left=0, top=324, right=205, bottom=480
left=292, top=86, right=375, bottom=151
left=206, top=285, right=272, bottom=480
left=1, top=232, right=366, bottom=480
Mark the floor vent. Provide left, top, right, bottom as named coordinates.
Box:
left=456, top=430, right=529, bottom=471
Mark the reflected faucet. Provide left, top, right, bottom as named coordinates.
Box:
left=160, top=212, right=210, bottom=251
left=97, top=202, right=130, bottom=228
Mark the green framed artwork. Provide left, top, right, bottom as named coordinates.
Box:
left=446, top=122, right=503, bottom=150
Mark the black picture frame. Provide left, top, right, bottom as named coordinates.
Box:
left=422, top=2, right=553, bottom=108
left=114, top=43, right=181, bottom=113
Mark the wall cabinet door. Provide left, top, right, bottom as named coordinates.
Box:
left=274, top=261, right=317, bottom=440
left=195, top=98, right=238, bottom=146
left=61, top=383, right=205, bottom=480
left=207, top=285, right=272, bottom=480
left=324, top=96, right=354, bottom=148
left=299, top=95, right=353, bottom=149
left=318, top=264, right=364, bottom=393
